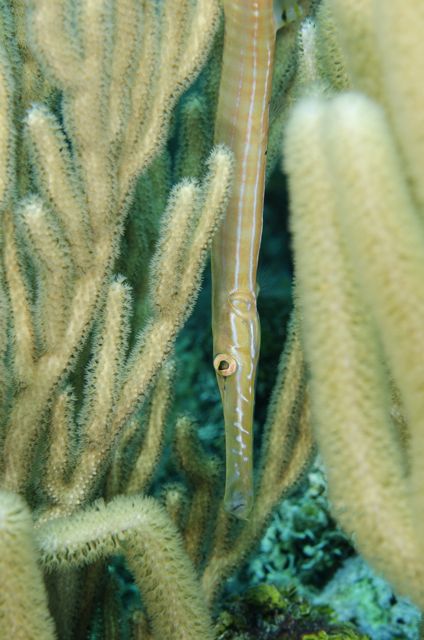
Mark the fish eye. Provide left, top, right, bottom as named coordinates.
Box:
left=213, top=353, right=237, bottom=377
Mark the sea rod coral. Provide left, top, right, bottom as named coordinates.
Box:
left=285, top=0, right=424, bottom=614
left=0, top=1, right=313, bottom=638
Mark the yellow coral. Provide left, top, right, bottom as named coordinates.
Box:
left=284, top=0, right=424, bottom=610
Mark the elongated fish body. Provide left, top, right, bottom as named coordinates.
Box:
left=212, top=0, right=278, bottom=519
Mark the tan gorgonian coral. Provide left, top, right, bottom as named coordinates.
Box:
left=285, top=0, right=424, bottom=610
left=0, top=1, right=315, bottom=638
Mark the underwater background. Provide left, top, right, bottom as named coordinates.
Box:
left=1, top=1, right=423, bottom=637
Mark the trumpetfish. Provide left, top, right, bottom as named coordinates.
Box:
left=212, top=0, right=300, bottom=519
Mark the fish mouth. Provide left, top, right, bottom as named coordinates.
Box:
left=217, top=354, right=256, bottom=520
left=224, top=488, right=253, bottom=520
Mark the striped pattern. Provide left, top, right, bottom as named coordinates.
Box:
left=212, top=0, right=277, bottom=519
